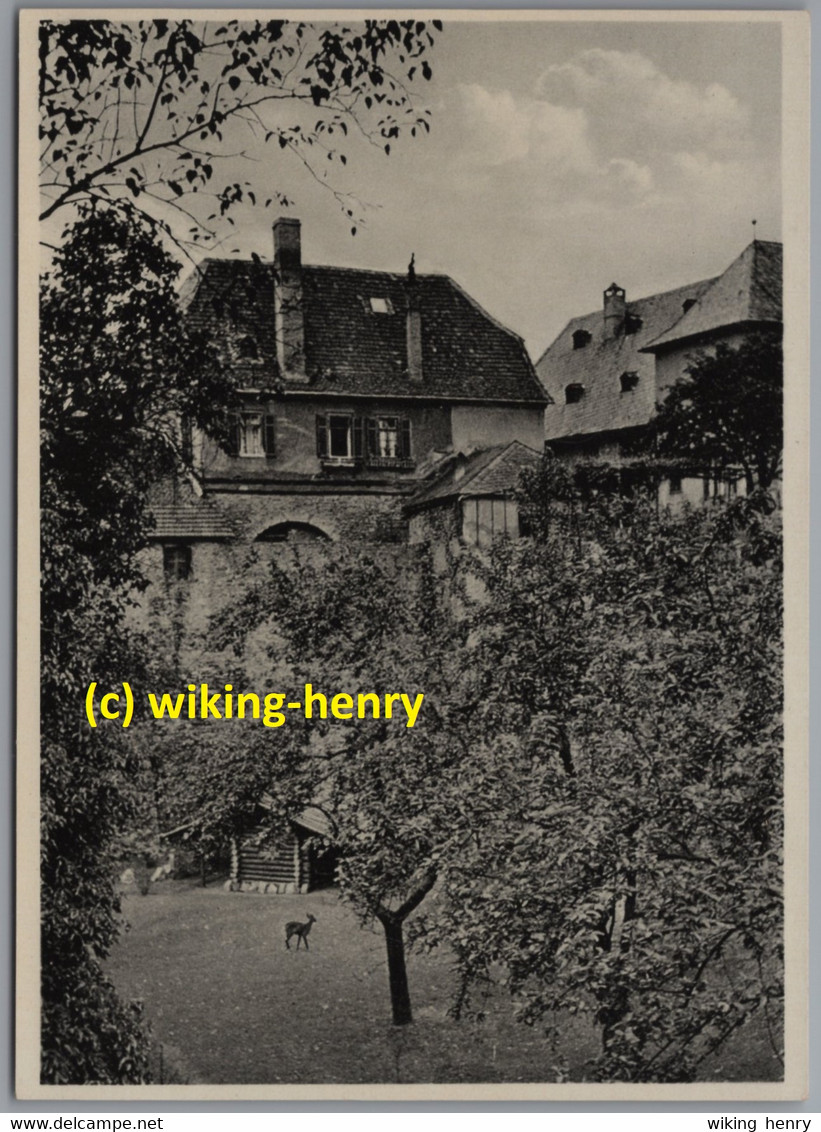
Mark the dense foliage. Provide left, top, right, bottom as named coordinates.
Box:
left=424, top=467, right=783, bottom=1081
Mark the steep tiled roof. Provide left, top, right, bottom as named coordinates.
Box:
left=644, top=241, right=782, bottom=351
left=147, top=479, right=236, bottom=540
left=536, top=278, right=716, bottom=442
left=407, top=441, right=542, bottom=511
left=183, top=260, right=547, bottom=404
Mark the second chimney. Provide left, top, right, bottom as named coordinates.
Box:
left=406, top=255, right=423, bottom=383
left=603, top=282, right=626, bottom=335
left=273, top=218, right=306, bottom=382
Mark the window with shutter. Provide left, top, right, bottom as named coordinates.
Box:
left=316, top=415, right=328, bottom=457
left=328, top=415, right=352, bottom=457
left=361, top=416, right=414, bottom=467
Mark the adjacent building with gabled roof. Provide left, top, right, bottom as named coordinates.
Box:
left=535, top=239, right=782, bottom=506
left=406, top=440, right=542, bottom=548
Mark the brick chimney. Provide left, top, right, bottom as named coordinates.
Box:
left=603, top=282, right=626, bottom=336
left=406, top=254, right=422, bottom=383
left=273, top=218, right=306, bottom=382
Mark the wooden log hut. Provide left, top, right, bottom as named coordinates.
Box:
left=229, top=804, right=337, bottom=895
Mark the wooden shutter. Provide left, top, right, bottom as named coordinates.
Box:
left=352, top=417, right=364, bottom=459
left=400, top=419, right=412, bottom=459
left=263, top=413, right=276, bottom=456
left=365, top=418, right=377, bottom=458
left=316, top=414, right=327, bottom=457
left=226, top=411, right=241, bottom=457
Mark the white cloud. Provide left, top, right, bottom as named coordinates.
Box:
left=450, top=46, right=760, bottom=220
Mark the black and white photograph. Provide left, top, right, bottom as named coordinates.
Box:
left=19, top=9, right=809, bottom=1100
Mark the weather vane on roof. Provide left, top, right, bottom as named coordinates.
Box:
left=752, top=218, right=757, bottom=239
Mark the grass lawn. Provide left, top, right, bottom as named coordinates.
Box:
left=106, top=878, right=782, bottom=1086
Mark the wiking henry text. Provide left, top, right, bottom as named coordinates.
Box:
left=84, top=682, right=425, bottom=730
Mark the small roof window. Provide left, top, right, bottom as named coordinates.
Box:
left=565, top=383, right=585, bottom=405
left=572, top=329, right=592, bottom=350
left=623, top=313, right=643, bottom=336
left=369, top=297, right=394, bottom=314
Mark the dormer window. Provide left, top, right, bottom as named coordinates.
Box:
left=623, top=313, right=643, bottom=336
left=620, top=371, right=639, bottom=393
left=565, top=383, right=585, bottom=405
left=369, top=297, right=394, bottom=314
left=572, top=329, right=592, bottom=350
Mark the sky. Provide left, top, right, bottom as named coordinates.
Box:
left=50, top=15, right=781, bottom=361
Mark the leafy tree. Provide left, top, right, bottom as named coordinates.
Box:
left=40, top=17, right=440, bottom=247
left=654, top=332, right=783, bottom=492
left=39, top=206, right=234, bottom=1083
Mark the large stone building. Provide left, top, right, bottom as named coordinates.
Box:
left=535, top=239, right=782, bottom=506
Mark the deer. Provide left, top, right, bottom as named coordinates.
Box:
left=285, top=913, right=317, bottom=950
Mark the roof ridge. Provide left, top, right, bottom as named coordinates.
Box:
left=455, top=443, right=509, bottom=490
left=304, top=264, right=451, bottom=282
left=456, top=440, right=539, bottom=491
